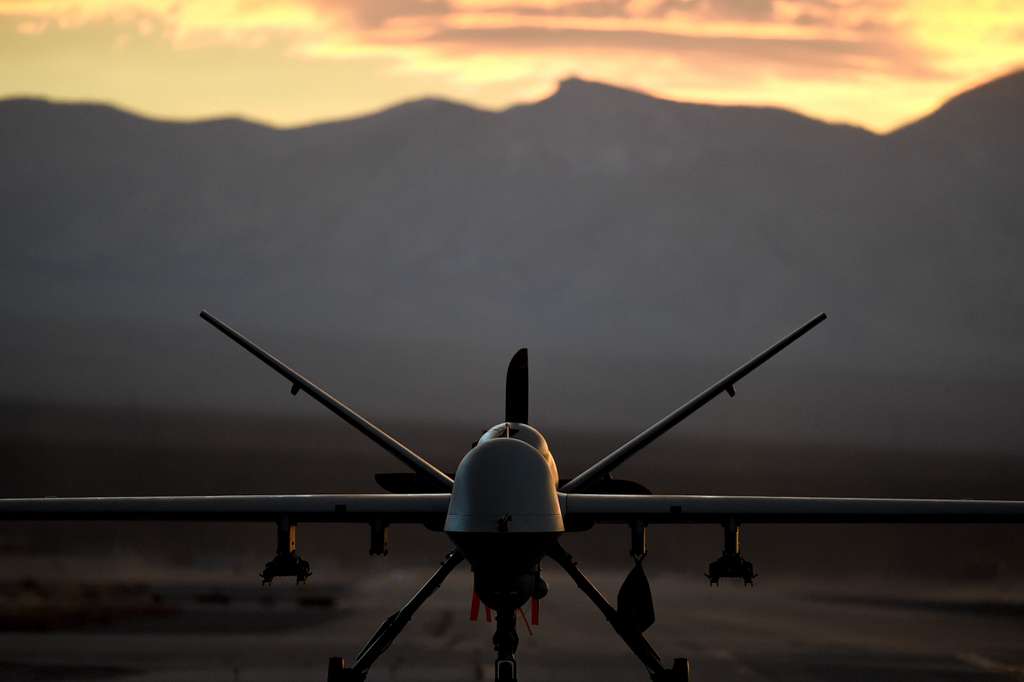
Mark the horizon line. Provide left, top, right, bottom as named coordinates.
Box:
left=2, top=67, right=1021, bottom=136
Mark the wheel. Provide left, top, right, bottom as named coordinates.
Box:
left=495, top=658, right=517, bottom=682
left=326, top=657, right=366, bottom=682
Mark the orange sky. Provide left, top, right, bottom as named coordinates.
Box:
left=1, top=0, right=1021, bottom=131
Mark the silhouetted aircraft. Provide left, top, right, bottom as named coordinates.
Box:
left=3, top=311, right=1023, bottom=682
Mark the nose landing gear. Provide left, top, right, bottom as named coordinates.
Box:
left=493, top=608, right=519, bottom=681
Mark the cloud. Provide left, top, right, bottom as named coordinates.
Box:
left=705, top=0, right=773, bottom=20
left=474, top=1, right=631, bottom=18
left=420, top=24, right=931, bottom=77
left=325, top=0, right=453, bottom=28
left=792, top=12, right=825, bottom=26
left=645, top=0, right=774, bottom=21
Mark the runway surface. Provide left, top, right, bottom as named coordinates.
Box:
left=1, top=565, right=1021, bottom=682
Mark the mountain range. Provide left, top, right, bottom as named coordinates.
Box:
left=1, top=71, right=1022, bottom=454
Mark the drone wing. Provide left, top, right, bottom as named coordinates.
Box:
left=561, top=314, right=827, bottom=493
left=0, top=493, right=449, bottom=523
left=200, top=311, right=453, bottom=491
left=562, top=494, right=1024, bottom=524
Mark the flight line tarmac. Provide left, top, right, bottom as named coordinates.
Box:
left=0, top=567, right=1020, bottom=682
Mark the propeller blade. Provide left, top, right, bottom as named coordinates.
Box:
left=616, top=560, right=655, bottom=633
left=505, top=348, right=529, bottom=424
left=530, top=596, right=540, bottom=626
left=470, top=592, right=481, bottom=621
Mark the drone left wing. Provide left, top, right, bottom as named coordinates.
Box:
left=0, top=493, right=450, bottom=523
left=561, top=314, right=827, bottom=493
left=563, top=494, right=1024, bottom=524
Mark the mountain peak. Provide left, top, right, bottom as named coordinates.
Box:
left=550, top=76, right=656, bottom=103
left=891, top=68, right=1024, bottom=140
left=556, top=75, right=615, bottom=92
left=516, top=76, right=683, bottom=120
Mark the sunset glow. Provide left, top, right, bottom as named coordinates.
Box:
left=1, top=0, right=1021, bottom=131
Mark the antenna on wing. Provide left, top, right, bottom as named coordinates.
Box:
left=506, top=348, right=528, bottom=424
left=200, top=311, right=453, bottom=491
left=560, top=313, right=827, bottom=493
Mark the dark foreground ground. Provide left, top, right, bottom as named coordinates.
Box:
left=1, top=403, right=1023, bottom=680
left=0, top=566, right=1022, bottom=682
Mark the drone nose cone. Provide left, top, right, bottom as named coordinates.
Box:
left=445, top=438, right=563, bottom=533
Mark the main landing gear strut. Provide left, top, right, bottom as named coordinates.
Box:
left=326, top=549, right=526, bottom=682
left=327, top=550, right=464, bottom=682
left=547, top=543, right=691, bottom=682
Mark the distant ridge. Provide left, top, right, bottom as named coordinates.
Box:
left=6, top=68, right=1021, bottom=135
left=538, top=76, right=870, bottom=131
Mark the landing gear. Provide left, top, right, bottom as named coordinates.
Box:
left=326, top=550, right=464, bottom=682
left=261, top=516, right=311, bottom=585
left=493, top=608, right=519, bottom=681
left=328, top=543, right=691, bottom=681
left=652, top=659, right=693, bottom=682
left=547, top=543, right=691, bottom=682
left=705, top=518, right=756, bottom=586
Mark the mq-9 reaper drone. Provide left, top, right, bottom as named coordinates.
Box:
left=4, top=311, right=1024, bottom=682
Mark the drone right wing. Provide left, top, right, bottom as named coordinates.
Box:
left=0, top=492, right=451, bottom=583
left=200, top=312, right=452, bottom=491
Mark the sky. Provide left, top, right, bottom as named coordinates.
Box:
left=0, top=0, right=1021, bottom=132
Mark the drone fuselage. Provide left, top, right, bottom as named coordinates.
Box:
left=445, top=423, right=562, bottom=609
